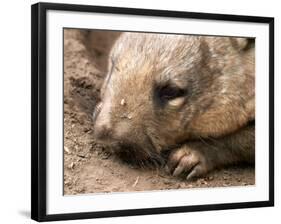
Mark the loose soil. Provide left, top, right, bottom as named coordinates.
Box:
left=63, top=29, right=254, bottom=195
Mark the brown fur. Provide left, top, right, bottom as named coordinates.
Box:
left=93, top=32, right=255, bottom=179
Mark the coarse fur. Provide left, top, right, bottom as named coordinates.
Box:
left=93, top=32, right=255, bottom=180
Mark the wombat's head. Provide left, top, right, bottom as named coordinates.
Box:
left=93, top=32, right=254, bottom=164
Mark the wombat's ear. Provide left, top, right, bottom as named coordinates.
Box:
left=230, top=37, right=255, bottom=51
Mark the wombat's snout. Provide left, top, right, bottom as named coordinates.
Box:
left=94, top=120, right=113, bottom=140
left=93, top=101, right=131, bottom=142
left=93, top=102, right=113, bottom=140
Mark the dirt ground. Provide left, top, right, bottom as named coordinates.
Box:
left=63, top=29, right=254, bottom=195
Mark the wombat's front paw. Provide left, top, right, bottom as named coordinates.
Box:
left=166, top=145, right=213, bottom=180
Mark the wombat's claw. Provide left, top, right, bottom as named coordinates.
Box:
left=167, top=146, right=209, bottom=180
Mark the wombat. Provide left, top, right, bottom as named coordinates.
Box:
left=93, top=32, right=255, bottom=180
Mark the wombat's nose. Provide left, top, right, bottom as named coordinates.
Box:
left=94, top=122, right=113, bottom=140
left=93, top=101, right=113, bottom=140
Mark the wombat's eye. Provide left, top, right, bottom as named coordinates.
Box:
left=157, top=85, right=186, bottom=101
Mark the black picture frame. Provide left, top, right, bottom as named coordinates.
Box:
left=31, top=2, right=274, bottom=222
